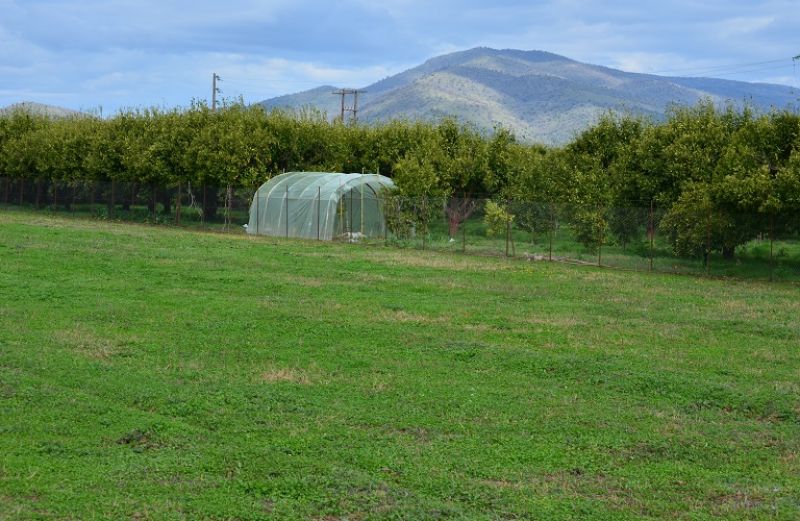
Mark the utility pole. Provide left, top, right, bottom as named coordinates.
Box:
left=212, top=73, right=222, bottom=111
left=332, top=88, right=366, bottom=124
left=333, top=88, right=346, bottom=121
left=352, top=89, right=362, bottom=124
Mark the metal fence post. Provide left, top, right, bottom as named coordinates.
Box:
left=338, top=188, right=344, bottom=237
left=225, top=184, right=232, bottom=232
left=549, top=204, right=554, bottom=262
left=649, top=200, right=654, bottom=272
left=462, top=216, right=466, bottom=253
left=175, top=183, right=182, bottom=225
left=422, top=196, right=427, bottom=250
left=201, top=184, right=206, bottom=229
left=285, top=184, right=289, bottom=238
left=705, top=206, right=712, bottom=275
left=505, top=200, right=511, bottom=258
left=769, top=213, right=775, bottom=282
left=317, top=186, right=321, bottom=241
left=110, top=180, right=116, bottom=219
left=152, top=185, right=158, bottom=223
left=597, top=206, right=603, bottom=267
left=254, top=188, right=259, bottom=235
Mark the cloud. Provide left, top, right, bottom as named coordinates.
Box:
left=1, top=0, right=798, bottom=112
left=608, top=52, right=714, bottom=75
left=712, top=16, right=775, bottom=37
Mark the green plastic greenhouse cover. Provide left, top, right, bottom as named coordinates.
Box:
left=247, top=172, right=395, bottom=240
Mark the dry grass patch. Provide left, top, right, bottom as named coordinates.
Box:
left=260, top=367, right=312, bottom=385
left=710, top=490, right=768, bottom=513
left=462, top=323, right=496, bottom=333
left=519, top=315, right=586, bottom=328
left=366, top=249, right=513, bottom=272
left=0, top=213, right=159, bottom=238
left=718, top=298, right=763, bottom=319
left=52, top=325, right=122, bottom=361
left=375, top=308, right=447, bottom=325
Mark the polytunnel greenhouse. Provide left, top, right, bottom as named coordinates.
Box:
left=247, top=172, right=395, bottom=240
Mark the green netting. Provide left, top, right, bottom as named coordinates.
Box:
left=247, top=172, right=395, bottom=240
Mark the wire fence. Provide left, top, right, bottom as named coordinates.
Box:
left=0, top=177, right=252, bottom=232
left=2, top=177, right=799, bottom=282
left=371, top=197, right=800, bottom=282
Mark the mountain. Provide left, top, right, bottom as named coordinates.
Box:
left=258, top=48, right=799, bottom=145
left=0, top=102, right=86, bottom=118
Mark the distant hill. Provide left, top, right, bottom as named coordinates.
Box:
left=258, top=47, right=799, bottom=145
left=0, top=102, right=86, bottom=119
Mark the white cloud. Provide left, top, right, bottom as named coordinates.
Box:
left=609, top=52, right=713, bottom=75
left=206, top=54, right=411, bottom=100
left=1, top=0, right=798, bottom=111
left=712, top=16, right=775, bottom=37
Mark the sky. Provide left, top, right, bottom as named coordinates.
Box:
left=1, top=0, right=798, bottom=114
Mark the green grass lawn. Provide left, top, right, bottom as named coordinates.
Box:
left=1, top=211, right=799, bottom=520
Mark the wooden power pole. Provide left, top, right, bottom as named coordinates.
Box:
left=332, top=88, right=366, bottom=124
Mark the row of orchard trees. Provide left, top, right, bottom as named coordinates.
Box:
left=1, top=100, right=799, bottom=257
left=0, top=102, right=484, bottom=189
left=387, top=102, right=800, bottom=260
left=496, top=103, right=800, bottom=260
left=0, top=101, right=514, bottom=223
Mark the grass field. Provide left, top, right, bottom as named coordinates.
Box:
left=1, top=210, right=799, bottom=520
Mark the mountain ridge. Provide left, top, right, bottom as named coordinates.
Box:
left=259, top=48, right=798, bottom=145
left=0, top=101, right=86, bottom=119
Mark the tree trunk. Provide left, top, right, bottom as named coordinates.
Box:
left=722, top=245, right=735, bottom=260
left=446, top=196, right=477, bottom=238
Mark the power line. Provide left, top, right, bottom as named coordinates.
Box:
left=703, top=63, right=795, bottom=79
left=648, top=57, right=790, bottom=76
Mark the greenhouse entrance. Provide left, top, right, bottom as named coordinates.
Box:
left=247, top=172, right=395, bottom=240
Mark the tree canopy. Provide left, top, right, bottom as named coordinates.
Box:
left=1, top=99, right=799, bottom=257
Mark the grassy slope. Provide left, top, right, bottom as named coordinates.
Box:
left=0, top=211, right=799, bottom=520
